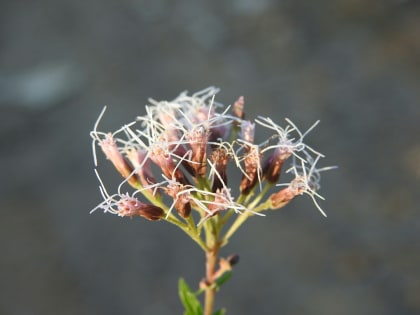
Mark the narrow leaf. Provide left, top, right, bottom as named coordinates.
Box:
left=178, top=278, right=203, bottom=315
left=215, top=270, right=233, bottom=288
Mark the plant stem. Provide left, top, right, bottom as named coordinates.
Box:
left=164, top=216, right=208, bottom=252
left=204, top=245, right=219, bottom=315
left=222, top=211, right=250, bottom=246
left=221, top=183, right=273, bottom=245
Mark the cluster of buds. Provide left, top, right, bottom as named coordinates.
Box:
left=90, top=87, right=335, bottom=224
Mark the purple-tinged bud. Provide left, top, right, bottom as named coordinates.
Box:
left=189, top=106, right=215, bottom=125
left=156, top=106, right=178, bottom=131
left=210, top=147, right=229, bottom=192
left=127, top=149, right=156, bottom=188
left=99, top=133, right=140, bottom=187
left=175, top=199, right=191, bottom=218
left=209, top=125, right=230, bottom=144
left=165, top=182, right=192, bottom=218
left=268, top=186, right=297, bottom=209
left=173, top=144, right=196, bottom=177
left=232, top=96, right=245, bottom=120
left=240, top=121, right=255, bottom=143
left=118, top=195, right=164, bottom=220
left=262, top=146, right=293, bottom=183
left=269, top=175, right=307, bottom=209
left=208, top=188, right=230, bottom=215
left=240, top=145, right=261, bottom=195
left=150, top=146, right=189, bottom=185
left=186, top=127, right=209, bottom=177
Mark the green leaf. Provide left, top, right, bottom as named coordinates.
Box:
left=215, top=270, right=232, bottom=288
left=178, top=278, right=203, bottom=315
left=213, top=308, right=226, bottom=315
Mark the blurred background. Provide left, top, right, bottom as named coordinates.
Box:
left=1, top=0, right=419, bottom=314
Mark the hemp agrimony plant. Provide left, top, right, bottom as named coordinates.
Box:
left=90, top=87, right=335, bottom=315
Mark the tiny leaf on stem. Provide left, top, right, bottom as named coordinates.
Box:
left=179, top=278, right=203, bottom=315
left=215, top=270, right=233, bottom=289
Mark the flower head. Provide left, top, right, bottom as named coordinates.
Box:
left=91, top=87, right=334, bottom=225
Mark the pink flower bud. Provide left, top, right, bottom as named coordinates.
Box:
left=99, top=133, right=140, bottom=187
left=232, top=96, right=245, bottom=120
left=118, top=195, right=164, bottom=221
left=262, top=146, right=292, bottom=183
left=126, top=149, right=156, bottom=188
left=175, top=199, right=191, bottom=218
left=149, top=146, right=189, bottom=185
left=186, top=127, right=209, bottom=177
left=268, top=186, right=299, bottom=209
left=240, top=145, right=262, bottom=195
left=165, top=182, right=192, bottom=218
left=240, top=121, right=255, bottom=143
left=208, top=188, right=230, bottom=215
left=210, top=147, right=229, bottom=192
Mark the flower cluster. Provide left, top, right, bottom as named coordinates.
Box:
left=91, top=87, right=335, bottom=225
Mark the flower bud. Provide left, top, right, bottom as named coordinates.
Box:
left=209, top=125, right=230, bottom=144
left=118, top=196, right=164, bottom=221
left=240, top=121, right=255, bottom=143
left=99, top=134, right=141, bottom=187
left=269, top=176, right=306, bottom=209
left=240, top=145, right=261, bottom=195
left=150, top=146, right=189, bottom=185
left=175, top=199, right=191, bottom=218
left=186, top=127, right=209, bottom=177
left=227, top=254, right=240, bottom=266
left=210, top=147, right=229, bottom=192
left=208, top=188, right=229, bottom=215
left=232, top=96, right=245, bottom=120
left=180, top=150, right=201, bottom=179
left=165, top=182, right=192, bottom=218
left=268, top=187, right=296, bottom=209
left=126, top=149, right=156, bottom=188
left=262, top=146, right=293, bottom=183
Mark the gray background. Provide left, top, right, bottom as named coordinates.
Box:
left=1, top=1, right=419, bottom=314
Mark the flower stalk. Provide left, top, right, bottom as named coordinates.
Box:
left=90, top=87, right=335, bottom=315
left=204, top=246, right=219, bottom=315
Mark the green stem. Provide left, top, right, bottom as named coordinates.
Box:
left=236, top=193, right=246, bottom=205
left=221, top=211, right=251, bottom=246
left=222, top=184, right=273, bottom=246
left=246, top=183, right=272, bottom=209
left=165, top=215, right=207, bottom=252
left=219, top=209, right=235, bottom=226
